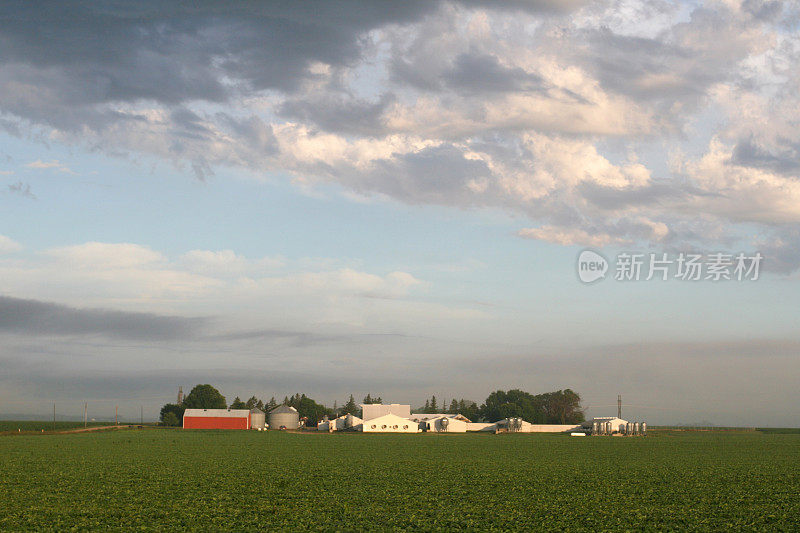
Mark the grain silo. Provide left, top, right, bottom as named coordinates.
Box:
left=269, top=404, right=299, bottom=430
left=250, top=408, right=266, bottom=429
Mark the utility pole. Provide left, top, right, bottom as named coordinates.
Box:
left=140, top=406, right=143, bottom=425
left=617, top=394, right=622, bottom=419
left=53, top=403, right=56, bottom=431
left=115, top=405, right=118, bottom=426
left=84, top=402, right=87, bottom=428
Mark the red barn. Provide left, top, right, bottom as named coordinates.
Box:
left=182, top=408, right=252, bottom=430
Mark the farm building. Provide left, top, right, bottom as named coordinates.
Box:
left=183, top=408, right=255, bottom=430
left=410, top=414, right=468, bottom=432
left=318, top=413, right=363, bottom=432
left=269, top=404, right=300, bottom=430
left=586, top=417, right=628, bottom=434
left=362, top=413, right=420, bottom=433
left=361, top=403, right=411, bottom=421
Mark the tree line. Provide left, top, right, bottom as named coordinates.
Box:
left=159, top=385, right=584, bottom=427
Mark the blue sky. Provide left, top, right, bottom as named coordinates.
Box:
left=1, top=1, right=799, bottom=425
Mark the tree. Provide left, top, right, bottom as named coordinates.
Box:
left=448, top=399, right=459, bottom=414
left=182, top=384, right=227, bottom=410
left=478, top=389, right=585, bottom=424
left=245, top=396, right=260, bottom=409
left=230, top=396, right=247, bottom=409
left=429, top=395, right=438, bottom=413
left=266, top=397, right=278, bottom=411
left=363, top=394, right=382, bottom=404
left=342, top=395, right=358, bottom=415
left=286, top=392, right=332, bottom=427
left=159, top=403, right=184, bottom=426
left=161, top=412, right=180, bottom=427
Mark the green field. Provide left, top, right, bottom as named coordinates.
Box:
left=0, top=420, right=115, bottom=433
left=1, top=429, right=798, bottom=531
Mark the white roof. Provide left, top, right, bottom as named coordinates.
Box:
left=183, top=409, right=250, bottom=418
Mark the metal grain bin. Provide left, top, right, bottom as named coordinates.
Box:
left=269, top=404, right=299, bottom=430
left=250, top=409, right=266, bottom=430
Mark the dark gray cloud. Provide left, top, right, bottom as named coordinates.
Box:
left=0, top=295, right=204, bottom=340
left=278, top=93, right=396, bottom=136
left=731, top=137, right=800, bottom=174
left=444, top=53, right=547, bottom=94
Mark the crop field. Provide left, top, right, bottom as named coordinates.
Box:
left=1, top=430, right=799, bottom=531
left=0, top=420, right=114, bottom=433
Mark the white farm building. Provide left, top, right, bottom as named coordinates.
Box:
left=362, top=413, right=420, bottom=433
left=410, top=414, right=468, bottom=432
left=317, top=414, right=363, bottom=432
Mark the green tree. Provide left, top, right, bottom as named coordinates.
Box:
left=430, top=395, right=438, bottom=413
left=362, top=394, right=382, bottom=404
left=159, top=403, right=184, bottom=426
left=182, top=384, right=227, bottom=410
left=266, top=397, right=278, bottom=411
left=245, top=396, right=260, bottom=409
left=161, top=412, right=180, bottom=426
left=286, top=392, right=332, bottom=427
left=479, top=389, right=584, bottom=424
left=229, top=396, right=247, bottom=409
left=342, top=395, right=358, bottom=415
left=449, top=399, right=459, bottom=414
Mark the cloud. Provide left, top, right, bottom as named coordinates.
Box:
left=0, top=235, right=22, bottom=253
left=25, top=159, right=74, bottom=173
left=0, top=1, right=797, bottom=268
left=0, top=295, right=204, bottom=340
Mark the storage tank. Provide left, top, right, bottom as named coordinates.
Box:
left=250, top=409, right=266, bottom=430
left=633, top=422, right=639, bottom=435
left=269, top=405, right=299, bottom=430
left=641, top=422, right=647, bottom=435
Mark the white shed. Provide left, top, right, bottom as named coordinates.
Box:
left=318, top=413, right=363, bottom=432
left=589, top=416, right=628, bottom=434
left=361, top=413, right=420, bottom=433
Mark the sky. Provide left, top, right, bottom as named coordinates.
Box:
left=1, top=0, right=798, bottom=426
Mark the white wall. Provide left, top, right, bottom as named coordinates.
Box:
left=361, top=413, right=420, bottom=433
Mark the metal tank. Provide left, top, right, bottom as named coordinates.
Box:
left=634, top=422, right=639, bottom=435
left=440, top=417, right=449, bottom=432
left=641, top=422, right=647, bottom=435
left=269, top=404, right=299, bottom=430
left=249, top=409, right=266, bottom=430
